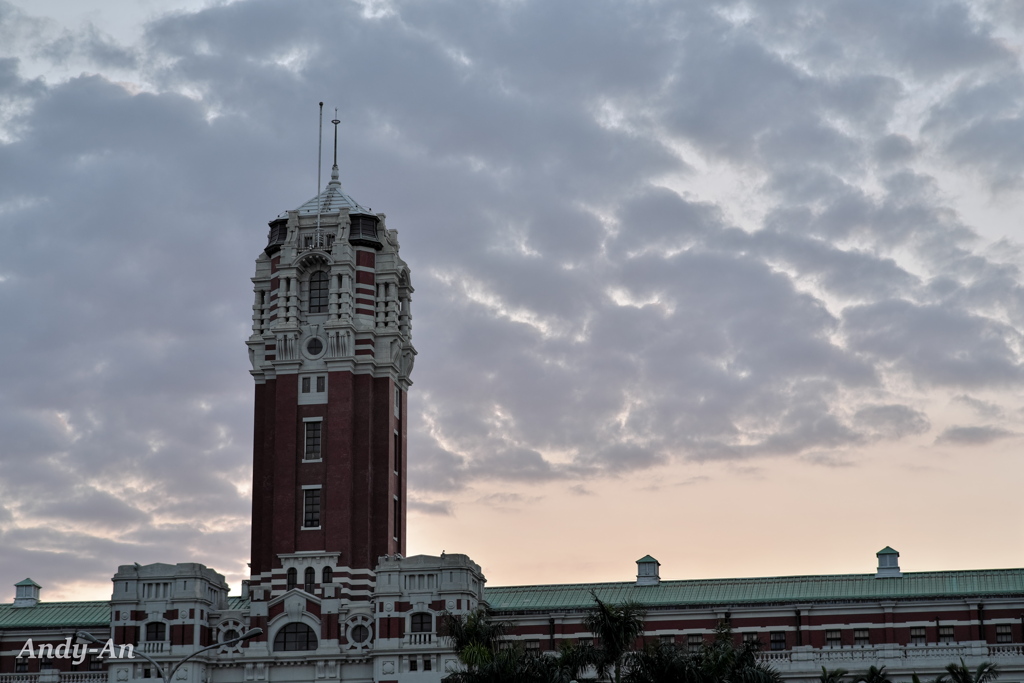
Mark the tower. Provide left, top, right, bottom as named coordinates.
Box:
left=246, top=123, right=414, bottom=605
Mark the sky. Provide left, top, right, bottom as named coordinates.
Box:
left=1, top=0, right=1024, bottom=602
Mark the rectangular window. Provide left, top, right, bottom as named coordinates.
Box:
left=298, top=375, right=327, bottom=405
left=660, top=635, right=675, bottom=645
left=910, top=627, right=926, bottom=644
left=90, top=659, right=104, bottom=671
left=578, top=638, right=593, bottom=648
left=687, top=634, right=703, bottom=651
left=304, top=421, right=322, bottom=460
left=825, top=630, right=841, bottom=647
left=770, top=632, right=786, bottom=651
left=40, top=658, right=53, bottom=670
left=15, top=661, right=27, bottom=673
left=303, top=488, right=321, bottom=528
left=393, top=496, right=400, bottom=540
left=409, top=659, right=417, bottom=672
left=395, top=388, right=401, bottom=417
left=423, top=659, right=431, bottom=671
left=743, top=633, right=759, bottom=645
left=525, top=641, right=541, bottom=654
left=996, top=625, right=1012, bottom=643
left=855, top=629, right=870, bottom=646
left=394, top=431, right=401, bottom=475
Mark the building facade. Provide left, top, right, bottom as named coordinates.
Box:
left=2, top=169, right=1023, bottom=683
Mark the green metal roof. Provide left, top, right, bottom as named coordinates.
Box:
left=0, top=601, right=109, bottom=628
left=484, top=569, right=1024, bottom=612
left=877, top=547, right=899, bottom=555
left=637, top=556, right=659, bottom=564
left=15, top=579, right=41, bottom=588
left=227, top=596, right=251, bottom=610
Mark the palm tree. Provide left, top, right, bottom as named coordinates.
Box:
left=821, top=668, right=850, bottom=683
left=855, top=665, right=893, bottom=683
left=912, top=673, right=949, bottom=683
left=623, top=640, right=697, bottom=683
left=441, top=610, right=595, bottom=683
left=944, top=659, right=1000, bottom=683
left=696, top=621, right=781, bottom=683
left=440, top=608, right=512, bottom=672
left=584, top=591, right=647, bottom=683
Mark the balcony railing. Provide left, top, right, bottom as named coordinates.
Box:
left=140, top=641, right=166, bottom=654
left=758, top=643, right=1024, bottom=666
left=0, top=675, right=39, bottom=683
left=404, top=633, right=433, bottom=646
left=0, top=675, right=106, bottom=683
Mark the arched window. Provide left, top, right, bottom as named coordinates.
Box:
left=309, top=271, right=328, bottom=313
left=304, top=567, right=316, bottom=593
left=145, top=622, right=166, bottom=641
left=322, top=566, right=333, bottom=584
left=410, top=613, right=432, bottom=633
left=273, top=623, right=318, bottom=652
left=286, top=567, right=297, bottom=590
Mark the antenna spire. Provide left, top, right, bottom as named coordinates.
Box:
left=315, top=102, right=324, bottom=249
left=331, top=108, right=341, bottom=184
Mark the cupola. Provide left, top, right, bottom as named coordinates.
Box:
left=636, top=555, right=661, bottom=586
left=875, top=546, right=902, bottom=578
left=13, top=578, right=41, bottom=607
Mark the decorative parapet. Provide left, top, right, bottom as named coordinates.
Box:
left=0, top=675, right=107, bottom=683
left=759, top=642, right=1024, bottom=670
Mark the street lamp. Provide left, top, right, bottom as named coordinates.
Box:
left=76, top=628, right=263, bottom=682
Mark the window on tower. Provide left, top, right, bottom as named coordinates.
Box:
left=304, top=420, right=322, bottom=461
left=299, top=375, right=328, bottom=404
left=394, top=431, right=401, bottom=475
left=309, top=271, right=328, bottom=313
left=286, top=568, right=297, bottom=590
left=303, top=488, right=321, bottom=528
left=393, top=496, right=400, bottom=540
left=303, top=567, right=315, bottom=593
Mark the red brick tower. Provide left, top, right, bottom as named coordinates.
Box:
left=246, top=149, right=414, bottom=604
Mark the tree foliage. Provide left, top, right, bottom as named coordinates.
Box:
left=584, top=591, right=647, bottom=683
left=821, top=667, right=850, bottom=683
left=944, top=659, right=1000, bottom=683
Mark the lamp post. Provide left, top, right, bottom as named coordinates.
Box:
left=76, top=628, right=263, bottom=682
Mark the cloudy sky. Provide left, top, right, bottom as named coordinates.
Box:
left=2, top=0, right=1024, bottom=601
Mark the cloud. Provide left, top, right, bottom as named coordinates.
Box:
left=854, top=404, right=931, bottom=440
left=935, top=425, right=1017, bottom=445
left=408, top=499, right=454, bottom=516
left=3, top=0, right=1024, bottom=596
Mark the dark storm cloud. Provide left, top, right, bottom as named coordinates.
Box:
left=4, top=0, right=1024, bottom=595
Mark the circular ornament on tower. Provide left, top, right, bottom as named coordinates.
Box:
left=306, top=337, right=324, bottom=357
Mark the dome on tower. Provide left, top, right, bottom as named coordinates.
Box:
left=277, top=179, right=373, bottom=219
